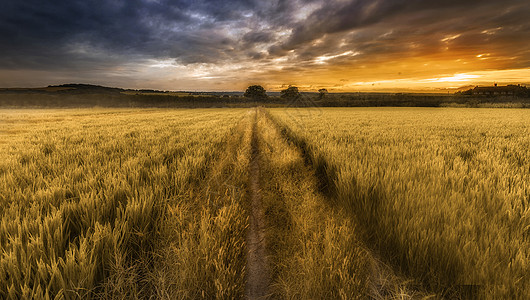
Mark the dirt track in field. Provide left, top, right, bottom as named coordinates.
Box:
left=245, top=110, right=271, bottom=300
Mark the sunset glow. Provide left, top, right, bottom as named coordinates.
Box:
left=0, top=0, right=529, bottom=92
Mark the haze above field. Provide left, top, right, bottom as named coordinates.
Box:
left=1, top=0, right=529, bottom=92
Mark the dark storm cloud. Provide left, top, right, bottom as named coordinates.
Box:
left=1, top=0, right=167, bottom=68
left=0, top=0, right=529, bottom=86
left=0, top=0, right=276, bottom=69
left=0, top=0, right=319, bottom=67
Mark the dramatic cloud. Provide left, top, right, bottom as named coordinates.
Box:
left=0, top=0, right=529, bottom=91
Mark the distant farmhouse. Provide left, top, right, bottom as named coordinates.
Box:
left=469, top=84, right=529, bottom=97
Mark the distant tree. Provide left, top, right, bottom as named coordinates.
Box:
left=318, top=88, right=328, bottom=99
left=244, top=85, right=268, bottom=100
left=280, top=86, right=300, bottom=100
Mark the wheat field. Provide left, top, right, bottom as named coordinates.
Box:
left=1, top=107, right=528, bottom=299
left=0, top=109, right=250, bottom=298
left=269, top=107, right=530, bottom=298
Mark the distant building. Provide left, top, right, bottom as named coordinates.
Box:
left=471, top=84, right=528, bottom=96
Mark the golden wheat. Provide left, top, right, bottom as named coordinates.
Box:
left=3, top=107, right=528, bottom=299
left=270, top=107, right=530, bottom=298
left=0, top=108, right=249, bottom=299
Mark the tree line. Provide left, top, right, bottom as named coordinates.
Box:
left=244, top=85, right=329, bottom=100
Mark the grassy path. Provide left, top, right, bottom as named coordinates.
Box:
left=257, top=108, right=433, bottom=299
left=251, top=108, right=369, bottom=299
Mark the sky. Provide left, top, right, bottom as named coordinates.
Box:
left=0, top=0, right=529, bottom=92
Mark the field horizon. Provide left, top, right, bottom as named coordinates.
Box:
left=1, top=83, right=529, bottom=110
